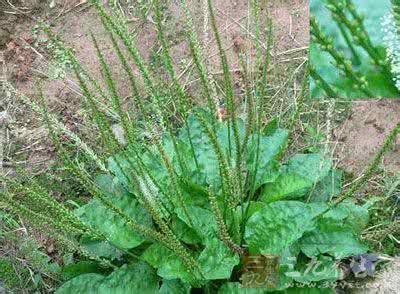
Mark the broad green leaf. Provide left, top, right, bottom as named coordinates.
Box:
left=56, top=262, right=159, bottom=294
left=262, top=154, right=332, bottom=202
left=175, top=206, right=218, bottom=242
left=171, top=217, right=202, bottom=245
left=263, top=117, right=279, bottom=136
left=159, top=279, right=191, bottom=294
left=61, top=261, right=104, bottom=281
left=261, top=173, right=312, bottom=203
left=56, top=273, right=104, bottom=294
left=218, top=282, right=265, bottom=293
left=74, top=175, right=152, bottom=249
left=299, top=220, right=368, bottom=258
left=285, top=154, right=331, bottom=184
left=236, top=201, right=266, bottom=221
left=323, top=200, right=369, bottom=233
left=178, top=177, right=209, bottom=207
left=141, top=243, right=194, bottom=283
left=308, top=170, right=343, bottom=202
left=179, top=112, right=221, bottom=187
left=79, top=237, right=123, bottom=260
left=307, top=202, right=329, bottom=218
left=107, top=154, right=136, bottom=191
left=217, top=118, right=246, bottom=156
left=247, top=129, right=288, bottom=188
left=198, top=238, right=239, bottom=280
left=244, top=201, right=320, bottom=254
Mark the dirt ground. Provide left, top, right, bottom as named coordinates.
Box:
left=1, top=0, right=309, bottom=173
left=334, top=100, right=400, bottom=176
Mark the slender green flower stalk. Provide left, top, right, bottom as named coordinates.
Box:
left=206, top=0, right=245, bottom=216
left=194, top=111, right=232, bottom=199
left=104, top=24, right=142, bottom=111
left=1, top=188, right=85, bottom=236
left=259, top=17, right=273, bottom=101
left=180, top=0, right=217, bottom=127
left=49, top=137, right=202, bottom=281
left=18, top=92, right=108, bottom=172
left=153, top=0, right=199, bottom=170
left=41, top=24, right=120, bottom=121
left=72, top=59, right=121, bottom=154
left=91, top=33, right=136, bottom=146
left=38, top=92, right=160, bottom=244
left=207, top=0, right=242, bottom=164
left=311, top=16, right=373, bottom=97
left=129, top=171, right=204, bottom=282
left=55, top=231, right=115, bottom=269
left=288, top=66, right=309, bottom=136
left=327, top=0, right=389, bottom=71
left=251, top=0, right=263, bottom=80
left=238, top=52, right=255, bottom=158
left=310, top=65, right=338, bottom=98
left=38, top=82, right=204, bottom=283
left=3, top=177, right=92, bottom=236
left=207, top=189, right=245, bottom=255
left=383, top=6, right=400, bottom=91
left=92, top=0, right=196, bottom=190
left=156, top=141, right=193, bottom=225
left=0, top=191, right=114, bottom=268
left=393, top=0, right=400, bottom=28
left=337, top=22, right=361, bottom=66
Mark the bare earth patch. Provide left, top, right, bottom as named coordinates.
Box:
left=1, top=0, right=309, bottom=173
left=334, top=100, right=400, bottom=175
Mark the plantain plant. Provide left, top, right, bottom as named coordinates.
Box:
left=1, top=0, right=399, bottom=293
left=311, top=0, right=400, bottom=98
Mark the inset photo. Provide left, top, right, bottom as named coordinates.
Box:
left=310, top=0, right=400, bottom=99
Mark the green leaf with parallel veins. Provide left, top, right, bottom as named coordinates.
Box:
left=175, top=206, right=218, bottom=242
left=171, top=217, right=202, bottom=245
left=285, top=154, right=331, bottom=184
left=179, top=112, right=222, bottom=188
left=298, top=220, right=368, bottom=259
left=159, top=279, right=191, bottom=294
left=236, top=201, right=266, bottom=221
left=247, top=129, right=288, bottom=188
left=308, top=170, right=343, bottom=202
left=56, top=273, right=104, bottom=294
left=56, top=262, right=159, bottom=294
left=261, top=154, right=332, bottom=203
left=79, top=237, right=123, bottom=260
left=61, top=261, right=104, bottom=281
left=218, top=282, right=265, bottom=293
left=244, top=201, right=321, bottom=255
left=323, top=200, right=369, bottom=233
left=198, top=238, right=239, bottom=280
left=74, top=175, right=152, bottom=249
left=261, top=173, right=312, bottom=203
left=141, top=243, right=195, bottom=283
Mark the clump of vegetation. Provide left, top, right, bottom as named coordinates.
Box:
left=1, top=0, right=399, bottom=293
left=311, top=0, right=400, bottom=98
left=0, top=211, right=60, bottom=292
